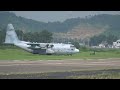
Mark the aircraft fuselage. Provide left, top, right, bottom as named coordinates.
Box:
left=5, top=24, right=79, bottom=55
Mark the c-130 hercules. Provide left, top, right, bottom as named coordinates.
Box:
left=4, top=24, right=79, bottom=55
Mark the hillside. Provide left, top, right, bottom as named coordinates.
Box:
left=0, top=11, right=80, bottom=32
left=0, top=11, right=120, bottom=40
left=53, top=23, right=108, bottom=40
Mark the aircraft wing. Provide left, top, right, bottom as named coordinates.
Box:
left=27, top=43, right=42, bottom=50
left=27, top=43, right=48, bottom=50
left=27, top=43, right=54, bottom=49
left=27, top=43, right=40, bottom=47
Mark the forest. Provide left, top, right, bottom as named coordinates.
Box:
left=0, top=12, right=120, bottom=33
left=0, top=11, right=120, bottom=46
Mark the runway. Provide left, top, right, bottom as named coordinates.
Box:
left=0, top=58, right=120, bottom=74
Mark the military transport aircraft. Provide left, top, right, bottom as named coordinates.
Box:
left=4, top=24, right=79, bottom=55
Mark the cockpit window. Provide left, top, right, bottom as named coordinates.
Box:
left=70, top=45, right=75, bottom=48
left=70, top=45, right=75, bottom=51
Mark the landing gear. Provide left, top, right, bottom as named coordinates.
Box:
left=46, top=53, right=52, bottom=55
left=32, top=48, right=47, bottom=55
left=65, top=54, right=72, bottom=56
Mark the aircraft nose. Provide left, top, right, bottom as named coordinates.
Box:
left=75, top=49, right=79, bottom=53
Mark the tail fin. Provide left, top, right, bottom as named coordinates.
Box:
left=4, top=24, right=19, bottom=44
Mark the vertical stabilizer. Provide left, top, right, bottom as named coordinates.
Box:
left=5, top=24, right=19, bottom=44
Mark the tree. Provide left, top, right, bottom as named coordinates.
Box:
left=71, top=41, right=80, bottom=49
left=106, top=34, right=118, bottom=45
left=39, top=30, right=53, bottom=43
left=89, top=35, right=107, bottom=46
left=0, top=30, right=6, bottom=45
left=23, top=32, right=33, bottom=42
left=16, top=30, right=24, bottom=40
left=89, top=34, right=118, bottom=46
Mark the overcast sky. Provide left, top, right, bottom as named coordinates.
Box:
left=11, top=11, right=120, bottom=22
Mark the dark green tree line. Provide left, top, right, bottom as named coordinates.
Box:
left=0, top=30, right=6, bottom=45
left=89, top=34, right=118, bottom=46
left=0, top=29, right=53, bottom=45
left=23, top=30, right=53, bottom=43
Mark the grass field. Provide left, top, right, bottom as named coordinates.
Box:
left=1, top=48, right=120, bottom=60
left=67, top=73, right=120, bottom=79
left=0, top=69, right=120, bottom=79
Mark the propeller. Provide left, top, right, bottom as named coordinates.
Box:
left=46, top=44, right=54, bottom=48
left=50, top=45, right=54, bottom=48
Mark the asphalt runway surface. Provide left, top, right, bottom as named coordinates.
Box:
left=0, top=58, right=120, bottom=78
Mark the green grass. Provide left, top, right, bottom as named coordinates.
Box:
left=1, top=48, right=120, bottom=60
left=68, top=72, right=120, bottom=79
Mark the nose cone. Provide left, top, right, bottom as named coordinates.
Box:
left=75, top=49, right=79, bottom=53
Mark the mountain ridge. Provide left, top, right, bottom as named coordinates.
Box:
left=0, top=11, right=120, bottom=40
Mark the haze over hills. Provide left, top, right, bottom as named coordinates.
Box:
left=0, top=11, right=120, bottom=40
left=53, top=23, right=108, bottom=40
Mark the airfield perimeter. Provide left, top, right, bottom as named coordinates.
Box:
left=0, top=58, right=120, bottom=78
